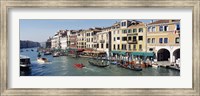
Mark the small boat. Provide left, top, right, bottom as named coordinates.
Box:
left=37, top=57, right=48, bottom=63
left=74, top=63, right=85, bottom=68
left=20, top=55, right=31, bottom=68
left=88, top=59, right=109, bottom=67
left=152, top=64, right=159, bottom=68
left=44, top=51, right=51, bottom=55
left=118, top=64, right=142, bottom=71
left=53, top=52, right=60, bottom=57
left=110, top=61, right=118, bottom=65
left=31, top=49, right=34, bottom=51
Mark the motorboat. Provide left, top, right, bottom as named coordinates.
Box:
left=37, top=57, right=48, bottom=63
left=44, top=51, right=51, bottom=55
left=20, top=55, right=31, bottom=68
left=53, top=52, right=60, bottom=57
left=74, top=63, right=85, bottom=68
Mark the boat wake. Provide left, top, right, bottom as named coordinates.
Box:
left=83, top=67, right=98, bottom=72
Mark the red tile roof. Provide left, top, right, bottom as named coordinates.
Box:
left=148, top=20, right=180, bottom=25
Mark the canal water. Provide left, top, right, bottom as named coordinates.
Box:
left=20, top=48, right=180, bottom=76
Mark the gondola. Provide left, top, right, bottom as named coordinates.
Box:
left=88, top=59, right=109, bottom=67
left=118, top=64, right=142, bottom=71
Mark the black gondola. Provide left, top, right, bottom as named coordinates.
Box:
left=88, top=59, right=109, bottom=67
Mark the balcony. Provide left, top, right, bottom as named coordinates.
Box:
left=127, top=32, right=138, bottom=36
left=127, top=40, right=137, bottom=44
left=100, top=40, right=105, bottom=43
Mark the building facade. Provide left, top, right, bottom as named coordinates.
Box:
left=69, top=30, right=78, bottom=49
left=96, top=27, right=112, bottom=52
left=147, top=20, right=180, bottom=63
left=59, top=30, right=68, bottom=50
left=77, top=30, right=86, bottom=49
left=85, top=28, right=101, bottom=50
left=111, top=20, right=147, bottom=53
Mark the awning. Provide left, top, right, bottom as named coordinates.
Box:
left=131, top=52, right=144, bottom=56
left=144, top=52, right=154, bottom=57
left=119, top=51, right=126, bottom=56
left=111, top=50, right=120, bottom=54
left=131, top=52, right=154, bottom=57
left=76, top=49, right=84, bottom=52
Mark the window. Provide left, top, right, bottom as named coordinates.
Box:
left=101, top=43, right=103, bottom=48
left=159, top=38, right=163, bottom=43
left=113, top=44, right=115, bottom=49
left=106, top=43, right=108, bottom=48
left=123, top=30, right=127, bottom=33
left=114, top=31, right=115, bottom=34
left=117, top=44, right=120, bottom=50
left=139, top=28, right=143, bottom=32
left=101, top=35, right=103, bottom=39
left=133, top=29, right=137, bottom=33
left=114, top=37, right=116, bottom=41
left=124, top=22, right=126, bottom=26
left=164, top=38, right=168, bottom=43
left=148, top=27, right=151, bottom=32
left=91, top=38, right=93, bottom=42
left=128, top=29, right=131, bottom=33
left=133, top=45, right=136, bottom=50
left=128, top=37, right=131, bottom=41
left=152, top=38, right=155, bottom=43
left=175, top=37, right=180, bottom=43
left=147, top=38, right=151, bottom=43
left=122, top=37, right=127, bottom=41
left=117, top=30, right=119, bottom=34
left=159, top=26, right=163, bottom=31
left=97, top=43, right=99, bottom=48
left=176, top=23, right=180, bottom=30
left=121, top=22, right=126, bottom=27
left=139, top=36, right=143, bottom=41
left=139, top=45, right=142, bottom=50
left=152, top=26, right=156, bottom=32
left=129, top=44, right=131, bottom=50
left=117, top=37, right=120, bottom=40
left=164, top=25, right=168, bottom=31
left=122, top=44, right=126, bottom=50
left=133, top=36, right=137, bottom=41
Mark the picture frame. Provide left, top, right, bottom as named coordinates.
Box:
left=0, top=0, right=199, bottom=96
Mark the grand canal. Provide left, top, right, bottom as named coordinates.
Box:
left=20, top=48, right=180, bottom=76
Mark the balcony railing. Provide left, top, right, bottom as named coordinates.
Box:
left=127, top=40, right=137, bottom=44
left=127, top=32, right=138, bottom=36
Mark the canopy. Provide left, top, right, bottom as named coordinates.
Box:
left=111, top=50, right=120, bottom=54
left=131, top=52, right=154, bottom=57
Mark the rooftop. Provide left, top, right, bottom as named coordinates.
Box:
left=148, top=20, right=180, bottom=25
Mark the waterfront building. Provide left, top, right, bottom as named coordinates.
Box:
left=147, top=20, right=180, bottom=63
left=69, top=30, right=78, bottom=49
left=51, top=31, right=60, bottom=49
left=77, top=29, right=86, bottom=49
left=96, top=27, right=112, bottom=52
left=111, top=20, right=147, bottom=53
left=59, top=30, right=68, bottom=50
left=85, top=27, right=102, bottom=50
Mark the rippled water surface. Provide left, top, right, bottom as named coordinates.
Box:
left=20, top=48, right=180, bottom=76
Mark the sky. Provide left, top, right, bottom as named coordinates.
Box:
left=20, top=19, right=152, bottom=42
